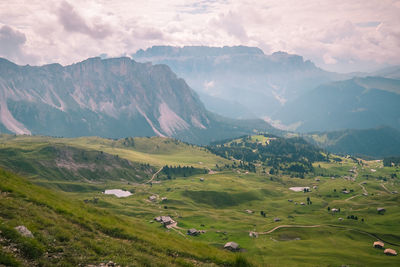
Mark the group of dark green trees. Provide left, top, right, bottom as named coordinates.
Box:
left=161, top=165, right=206, bottom=179
left=383, top=156, right=400, bottom=167
left=207, top=134, right=326, bottom=174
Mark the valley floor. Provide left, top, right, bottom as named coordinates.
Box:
left=0, top=135, right=399, bottom=266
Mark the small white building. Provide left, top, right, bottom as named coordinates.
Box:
left=154, top=216, right=176, bottom=228
left=384, top=248, right=397, bottom=256
left=224, top=241, right=240, bottom=251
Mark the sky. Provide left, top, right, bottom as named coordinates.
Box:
left=0, top=0, right=400, bottom=73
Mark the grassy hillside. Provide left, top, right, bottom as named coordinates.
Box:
left=0, top=143, right=155, bottom=183
left=0, top=135, right=229, bottom=169
left=0, top=168, right=246, bottom=266
left=1, top=134, right=400, bottom=266
left=55, top=156, right=400, bottom=266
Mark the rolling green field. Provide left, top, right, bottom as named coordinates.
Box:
left=0, top=135, right=399, bottom=266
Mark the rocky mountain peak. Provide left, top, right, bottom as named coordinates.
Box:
left=0, top=57, right=275, bottom=144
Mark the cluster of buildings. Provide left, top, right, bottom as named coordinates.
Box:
left=373, top=241, right=397, bottom=256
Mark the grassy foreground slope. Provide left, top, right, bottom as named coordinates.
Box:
left=0, top=168, right=248, bottom=266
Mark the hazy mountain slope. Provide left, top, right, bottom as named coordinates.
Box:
left=304, top=126, right=400, bottom=158
left=133, top=45, right=346, bottom=118
left=0, top=57, right=277, bottom=144
left=278, top=76, right=400, bottom=132
left=373, top=65, right=400, bottom=79
left=198, top=92, right=257, bottom=119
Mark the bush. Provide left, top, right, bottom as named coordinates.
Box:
left=0, top=225, right=44, bottom=260
left=233, top=254, right=253, bottom=267
left=0, top=250, right=21, bottom=266
left=19, top=238, right=44, bottom=259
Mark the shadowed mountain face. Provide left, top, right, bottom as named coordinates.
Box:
left=373, top=65, right=400, bottom=79
left=278, top=77, right=400, bottom=132
left=0, top=57, right=276, bottom=144
left=304, top=126, right=400, bottom=159
left=133, top=45, right=346, bottom=118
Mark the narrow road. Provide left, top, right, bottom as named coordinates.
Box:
left=359, top=182, right=368, bottom=195
left=206, top=166, right=217, bottom=174
left=146, top=166, right=163, bottom=184
left=171, top=227, right=187, bottom=238
left=381, top=184, right=391, bottom=194
left=345, top=182, right=368, bottom=201
left=257, top=224, right=400, bottom=246
left=326, top=224, right=400, bottom=247
left=345, top=194, right=360, bottom=201
left=256, top=224, right=400, bottom=247
left=257, top=224, right=321, bottom=235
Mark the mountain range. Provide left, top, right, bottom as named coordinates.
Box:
left=304, top=126, right=400, bottom=159
left=0, top=57, right=276, bottom=144
left=133, top=46, right=400, bottom=135
left=278, top=76, right=400, bottom=132
left=132, top=46, right=347, bottom=119
left=0, top=45, right=399, bottom=157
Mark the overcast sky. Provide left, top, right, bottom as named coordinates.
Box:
left=1, top=0, right=399, bottom=72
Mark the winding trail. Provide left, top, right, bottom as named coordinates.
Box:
left=345, top=182, right=368, bottom=201
left=326, top=224, right=400, bottom=247
left=381, top=184, right=391, bottom=194
left=256, top=224, right=400, bottom=247
left=257, top=225, right=321, bottom=235
left=171, top=227, right=187, bottom=238
left=206, top=166, right=217, bottom=175
left=146, top=167, right=163, bottom=184
left=345, top=194, right=360, bottom=201
left=359, top=182, right=368, bottom=195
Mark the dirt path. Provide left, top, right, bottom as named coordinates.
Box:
left=381, top=184, right=391, bottom=194
left=353, top=167, right=358, bottom=179
left=326, top=224, right=400, bottom=247
left=257, top=224, right=321, bottom=235
left=256, top=224, right=400, bottom=247
left=146, top=167, right=163, bottom=184
left=359, top=182, right=368, bottom=195
left=345, top=194, right=360, bottom=201
left=345, top=182, right=368, bottom=201
left=205, top=166, right=217, bottom=175
left=171, top=227, right=187, bottom=238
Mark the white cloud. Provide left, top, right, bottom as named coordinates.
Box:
left=0, top=25, right=26, bottom=57
left=57, top=1, right=113, bottom=39
left=323, top=54, right=337, bottom=65
left=0, top=25, right=37, bottom=64
left=0, top=0, right=399, bottom=72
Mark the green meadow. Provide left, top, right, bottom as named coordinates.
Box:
left=0, top=135, right=399, bottom=266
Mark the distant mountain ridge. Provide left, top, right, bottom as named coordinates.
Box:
left=304, top=126, right=400, bottom=159
left=134, top=45, right=264, bottom=58
left=372, top=65, right=400, bottom=79
left=0, top=57, right=277, bottom=144
left=133, top=45, right=347, bottom=118
left=278, top=76, right=400, bottom=132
